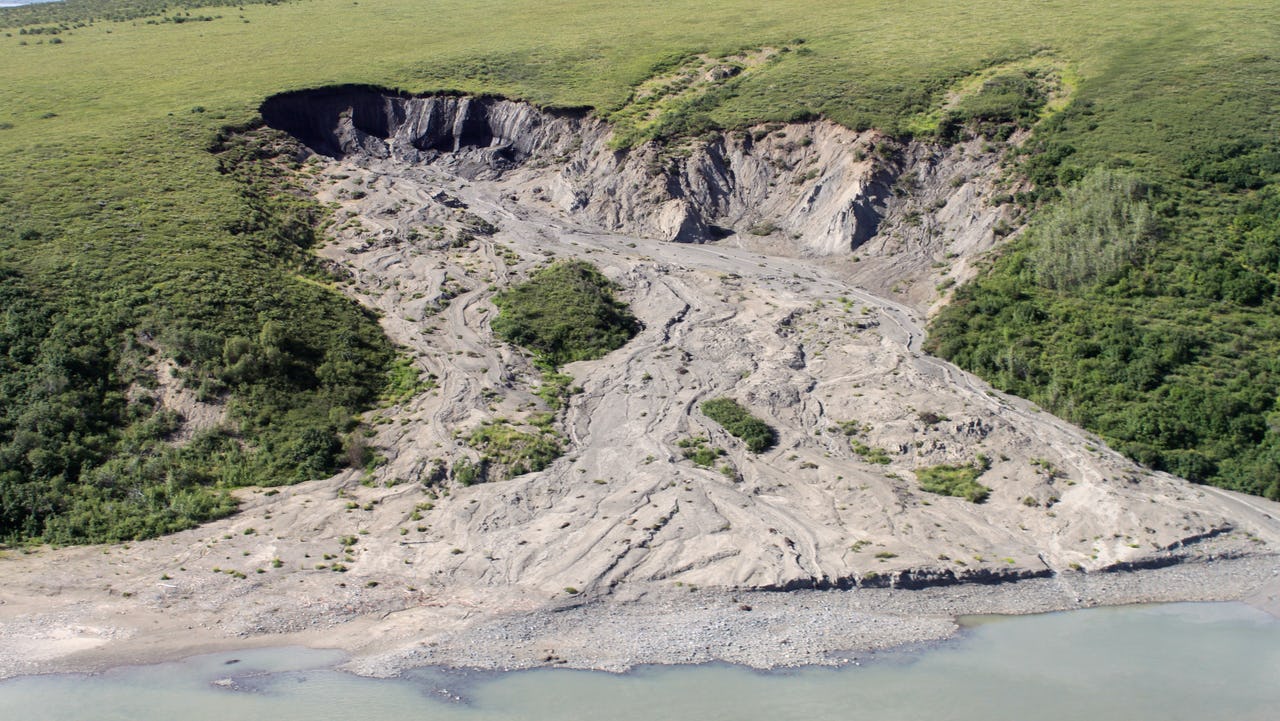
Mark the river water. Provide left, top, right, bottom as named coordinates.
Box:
left=1, top=602, right=1276, bottom=721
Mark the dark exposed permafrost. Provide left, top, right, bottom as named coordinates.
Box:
left=260, top=86, right=588, bottom=166
left=756, top=566, right=1056, bottom=592
left=261, top=85, right=408, bottom=157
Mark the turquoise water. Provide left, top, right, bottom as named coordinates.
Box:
left=2, top=602, right=1277, bottom=721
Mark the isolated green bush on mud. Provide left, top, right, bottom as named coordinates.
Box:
left=701, top=397, right=777, bottom=453
left=491, top=260, right=639, bottom=368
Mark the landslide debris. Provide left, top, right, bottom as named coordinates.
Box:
left=240, top=87, right=1280, bottom=595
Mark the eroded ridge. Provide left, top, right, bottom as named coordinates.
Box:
left=261, top=87, right=1016, bottom=308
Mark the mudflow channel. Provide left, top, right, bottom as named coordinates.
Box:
left=260, top=90, right=1280, bottom=591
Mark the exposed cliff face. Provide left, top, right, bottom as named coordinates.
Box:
left=262, top=88, right=588, bottom=167
left=261, top=88, right=1015, bottom=308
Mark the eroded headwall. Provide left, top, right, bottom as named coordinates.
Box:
left=261, top=87, right=1017, bottom=304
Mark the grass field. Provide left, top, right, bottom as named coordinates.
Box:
left=1, top=0, right=1278, bottom=541
left=4, top=1, right=1276, bottom=147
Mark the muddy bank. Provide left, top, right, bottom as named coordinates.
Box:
left=353, top=553, right=1280, bottom=675
left=1, top=550, right=1274, bottom=680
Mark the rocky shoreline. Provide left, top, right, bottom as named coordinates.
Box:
left=0, top=548, right=1275, bottom=682
left=346, top=553, right=1280, bottom=676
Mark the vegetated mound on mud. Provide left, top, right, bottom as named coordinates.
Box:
left=491, top=259, right=639, bottom=368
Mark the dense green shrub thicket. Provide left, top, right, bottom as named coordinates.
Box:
left=0, top=128, right=393, bottom=544
left=919, top=12, right=1280, bottom=498
left=491, top=260, right=639, bottom=368
left=930, top=175, right=1280, bottom=499
left=927, top=22, right=1280, bottom=500
left=700, top=398, right=777, bottom=453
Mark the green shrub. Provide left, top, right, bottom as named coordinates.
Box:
left=700, top=397, right=777, bottom=453
left=851, top=440, right=892, bottom=464
left=677, top=436, right=725, bottom=467
left=464, top=420, right=562, bottom=481
left=382, top=356, right=430, bottom=404
left=534, top=370, right=579, bottom=410
left=450, top=458, right=486, bottom=486
left=491, top=260, right=638, bottom=368
left=915, top=461, right=991, bottom=503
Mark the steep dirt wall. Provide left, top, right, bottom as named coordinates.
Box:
left=261, top=87, right=591, bottom=166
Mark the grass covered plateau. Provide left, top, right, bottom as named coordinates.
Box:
left=0, top=0, right=1278, bottom=544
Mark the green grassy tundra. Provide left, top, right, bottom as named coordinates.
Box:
left=0, top=0, right=1277, bottom=542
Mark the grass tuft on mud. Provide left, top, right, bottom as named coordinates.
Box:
left=462, top=420, right=562, bottom=483
left=701, top=398, right=777, bottom=453
left=915, top=462, right=992, bottom=504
